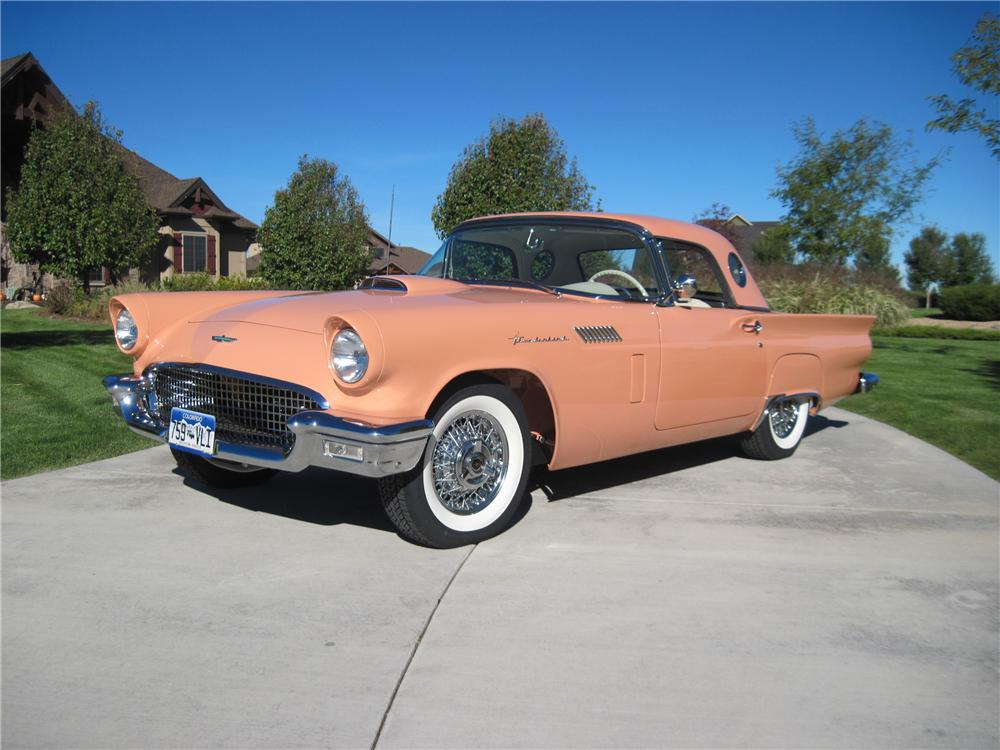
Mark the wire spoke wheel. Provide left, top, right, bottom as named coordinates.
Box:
left=769, top=401, right=801, bottom=439
left=431, top=410, right=509, bottom=515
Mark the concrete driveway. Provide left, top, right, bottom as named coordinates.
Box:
left=3, top=407, right=997, bottom=749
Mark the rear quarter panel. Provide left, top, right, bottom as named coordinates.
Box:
left=762, top=313, right=874, bottom=407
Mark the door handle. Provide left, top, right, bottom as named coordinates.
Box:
left=742, top=320, right=763, bottom=334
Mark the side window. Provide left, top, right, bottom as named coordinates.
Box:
left=659, top=240, right=733, bottom=306
left=450, top=239, right=516, bottom=280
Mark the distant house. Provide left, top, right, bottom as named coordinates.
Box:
left=120, top=148, right=257, bottom=284
left=1, top=52, right=256, bottom=290
left=366, top=228, right=430, bottom=275
left=244, top=229, right=430, bottom=278
left=695, top=213, right=781, bottom=263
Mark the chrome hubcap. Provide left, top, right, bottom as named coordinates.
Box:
left=432, top=410, right=508, bottom=514
left=769, top=401, right=801, bottom=439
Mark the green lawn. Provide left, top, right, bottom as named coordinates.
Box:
left=838, top=336, right=1000, bottom=480
left=2, top=309, right=998, bottom=482
left=1, top=308, right=153, bottom=480
left=910, top=307, right=943, bottom=318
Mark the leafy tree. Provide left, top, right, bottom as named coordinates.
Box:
left=927, top=13, right=1000, bottom=159
left=432, top=114, right=597, bottom=238
left=258, top=156, right=372, bottom=290
left=904, top=226, right=951, bottom=307
left=770, top=118, right=939, bottom=269
left=5, top=101, right=159, bottom=291
left=751, top=224, right=796, bottom=265
left=948, top=232, right=996, bottom=285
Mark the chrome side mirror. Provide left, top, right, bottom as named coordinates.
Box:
left=672, top=274, right=697, bottom=297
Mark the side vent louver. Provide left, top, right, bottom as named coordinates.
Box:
left=575, top=325, right=622, bottom=344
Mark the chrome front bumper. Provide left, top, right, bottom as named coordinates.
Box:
left=103, top=374, right=433, bottom=478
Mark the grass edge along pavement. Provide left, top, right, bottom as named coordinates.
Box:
left=838, top=335, right=999, bottom=481
left=1, top=308, right=152, bottom=480
left=2, top=307, right=997, bottom=482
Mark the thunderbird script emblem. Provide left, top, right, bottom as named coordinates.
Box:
left=211, top=335, right=238, bottom=343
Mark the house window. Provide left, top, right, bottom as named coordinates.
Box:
left=183, top=235, right=207, bottom=273
left=87, top=267, right=106, bottom=285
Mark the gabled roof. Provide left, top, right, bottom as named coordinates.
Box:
left=1, top=52, right=256, bottom=232
left=117, top=146, right=257, bottom=230
left=1, top=51, right=70, bottom=117
left=2, top=52, right=37, bottom=83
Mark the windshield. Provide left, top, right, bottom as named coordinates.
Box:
left=417, top=223, right=664, bottom=301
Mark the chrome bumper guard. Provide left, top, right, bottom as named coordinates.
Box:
left=103, top=374, right=433, bottom=478
left=854, top=371, right=880, bottom=394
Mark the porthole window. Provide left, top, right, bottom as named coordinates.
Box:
left=727, top=252, right=747, bottom=288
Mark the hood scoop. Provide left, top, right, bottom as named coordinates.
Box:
left=357, top=275, right=467, bottom=296
left=358, top=276, right=407, bottom=292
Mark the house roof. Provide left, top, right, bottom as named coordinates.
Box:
left=117, top=146, right=257, bottom=230
left=369, top=244, right=430, bottom=274
left=2, top=52, right=36, bottom=83
left=2, top=52, right=256, bottom=232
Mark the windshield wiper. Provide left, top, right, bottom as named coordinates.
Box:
left=465, top=278, right=561, bottom=298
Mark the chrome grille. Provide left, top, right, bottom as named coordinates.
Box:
left=148, top=365, right=321, bottom=453
left=575, top=325, right=622, bottom=344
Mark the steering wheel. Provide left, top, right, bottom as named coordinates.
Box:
left=588, top=269, right=647, bottom=297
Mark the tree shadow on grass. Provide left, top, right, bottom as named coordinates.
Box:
left=2, top=330, right=116, bottom=350
left=969, top=360, right=1000, bottom=391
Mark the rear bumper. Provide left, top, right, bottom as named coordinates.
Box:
left=854, top=371, right=880, bottom=394
left=103, top=374, right=432, bottom=478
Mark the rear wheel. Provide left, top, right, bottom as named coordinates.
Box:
left=171, top=448, right=276, bottom=488
left=378, top=384, right=531, bottom=548
left=740, top=399, right=810, bottom=460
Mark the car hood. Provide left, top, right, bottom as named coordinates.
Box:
left=190, top=276, right=569, bottom=333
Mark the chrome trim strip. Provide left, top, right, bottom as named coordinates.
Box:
left=103, top=373, right=432, bottom=478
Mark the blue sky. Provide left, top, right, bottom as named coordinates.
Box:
left=2, top=1, right=997, bottom=273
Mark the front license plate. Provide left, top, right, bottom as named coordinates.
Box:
left=168, top=407, right=216, bottom=457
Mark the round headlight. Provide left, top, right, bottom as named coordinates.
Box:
left=115, top=308, right=138, bottom=351
left=331, top=328, right=369, bottom=384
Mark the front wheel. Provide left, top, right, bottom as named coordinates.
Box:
left=740, top=399, right=810, bottom=460
left=378, top=384, right=531, bottom=548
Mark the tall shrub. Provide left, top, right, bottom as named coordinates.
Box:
left=258, top=156, right=372, bottom=291
left=432, top=114, right=597, bottom=237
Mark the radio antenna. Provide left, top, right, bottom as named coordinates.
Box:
left=383, top=185, right=395, bottom=274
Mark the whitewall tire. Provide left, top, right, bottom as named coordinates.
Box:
left=378, top=384, right=531, bottom=548
left=740, top=399, right=810, bottom=460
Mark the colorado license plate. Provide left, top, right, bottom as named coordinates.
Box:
left=168, top=407, right=216, bottom=457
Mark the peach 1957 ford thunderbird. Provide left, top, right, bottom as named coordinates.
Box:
left=104, top=212, right=878, bottom=547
